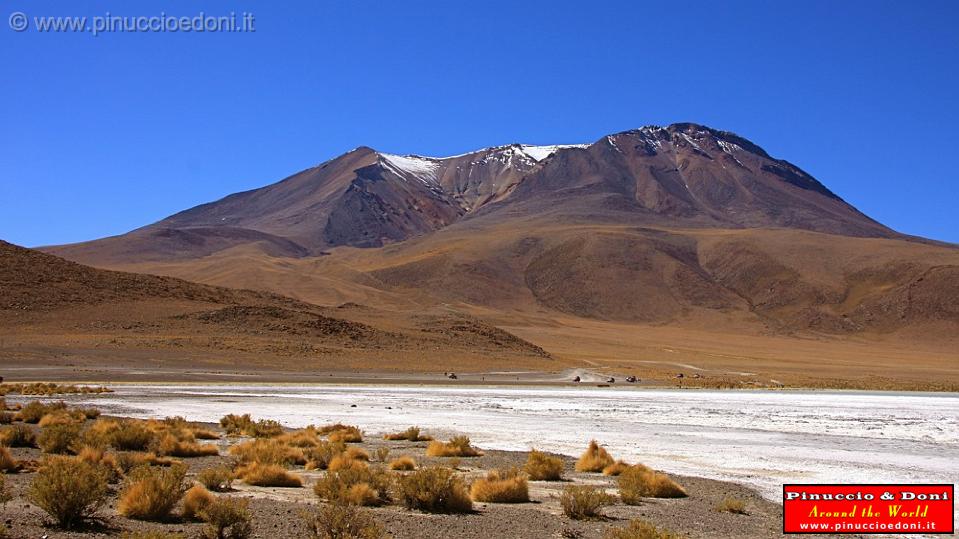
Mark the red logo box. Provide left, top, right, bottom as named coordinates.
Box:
left=783, top=484, right=954, bottom=534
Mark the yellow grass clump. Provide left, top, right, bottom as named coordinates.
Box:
left=117, top=464, right=188, bottom=521
left=715, top=496, right=748, bottom=514
left=328, top=453, right=369, bottom=472
left=38, top=410, right=84, bottom=427
left=425, top=435, right=482, bottom=457
left=383, top=426, right=432, bottom=442
left=235, top=462, right=302, bottom=487
left=197, top=465, right=234, bottom=492
left=313, top=466, right=393, bottom=506
left=618, top=465, right=687, bottom=503
left=1, top=424, right=36, bottom=447
left=469, top=467, right=530, bottom=503
left=560, top=485, right=616, bottom=520
left=326, top=425, right=363, bottom=444
left=198, top=497, right=252, bottom=539
left=277, top=429, right=320, bottom=448
left=0, top=446, right=18, bottom=472
left=109, top=420, right=155, bottom=451
left=304, top=440, right=347, bottom=470
left=229, top=438, right=303, bottom=466
left=27, top=456, right=109, bottom=528
left=114, top=451, right=178, bottom=474
left=303, top=503, right=385, bottom=539
left=603, top=460, right=631, bottom=476
left=155, top=433, right=219, bottom=458
left=524, top=449, right=564, bottom=481
left=605, top=519, right=683, bottom=539
left=396, top=466, right=472, bottom=513
left=575, top=440, right=615, bottom=472
left=17, top=401, right=67, bottom=423
left=37, top=423, right=82, bottom=454
left=182, top=484, right=216, bottom=520
left=389, top=456, right=416, bottom=471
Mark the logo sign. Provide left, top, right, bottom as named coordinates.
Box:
left=783, top=484, right=954, bottom=534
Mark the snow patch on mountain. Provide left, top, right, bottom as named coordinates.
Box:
left=380, top=154, right=441, bottom=186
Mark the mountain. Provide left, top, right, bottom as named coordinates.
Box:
left=0, top=240, right=554, bottom=375
left=39, top=123, right=959, bottom=388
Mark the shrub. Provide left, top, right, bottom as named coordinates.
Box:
left=197, top=465, right=235, bottom=492
left=313, top=466, right=392, bottom=506
left=715, top=496, right=747, bottom=514
left=198, top=497, right=252, bottom=539
left=155, top=433, right=219, bottom=458
left=328, top=454, right=369, bottom=472
left=524, top=449, right=564, bottom=481
left=117, top=463, right=188, bottom=521
left=304, top=440, right=346, bottom=470
left=115, top=451, right=177, bottom=474
left=18, top=401, right=66, bottom=423
left=389, top=456, right=416, bottom=471
left=77, top=407, right=101, bottom=419
left=324, top=425, right=363, bottom=444
left=191, top=428, right=221, bottom=440
left=250, top=419, right=284, bottom=438
left=27, top=456, right=109, bottom=528
left=277, top=429, right=319, bottom=447
left=0, top=412, right=13, bottom=424
left=396, top=466, right=472, bottom=513
left=37, top=423, right=82, bottom=454
left=603, top=461, right=631, bottom=476
left=575, top=440, right=615, bottom=473
left=605, top=519, right=683, bottom=539
left=235, top=462, right=302, bottom=487
left=374, top=447, right=390, bottom=462
left=469, top=467, right=529, bottom=503
left=229, top=438, right=303, bottom=466
left=219, top=414, right=255, bottom=436
left=303, top=503, right=386, bottom=539
left=110, top=420, right=155, bottom=451
left=183, top=484, right=216, bottom=520
left=425, top=435, right=482, bottom=457
left=383, top=426, right=432, bottom=442
left=0, top=446, right=18, bottom=472
left=560, top=485, right=615, bottom=520
left=1, top=424, right=36, bottom=447
left=618, top=465, right=687, bottom=503
left=38, top=411, right=82, bottom=427
left=76, top=445, right=121, bottom=482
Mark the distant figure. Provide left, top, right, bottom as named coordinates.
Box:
left=676, top=373, right=684, bottom=378
left=447, top=372, right=458, bottom=380
left=625, top=375, right=637, bottom=383
left=572, top=375, right=581, bottom=382
left=692, top=373, right=702, bottom=379
left=607, top=377, right=615, bottom=383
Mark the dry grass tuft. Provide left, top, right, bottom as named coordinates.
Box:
left=560, top=485, right=616, bottom=520
left=17, top=401, right=67, bottom=423
left=229, top=438, right=303, bottom=466
left=110, top=420, right=155, bottom=451
left=235, top=462, right=303, bottom=487
left=328, top=454, right=369, bottom=472
left=604, top=519, right=683, bottom=539
left=38, top=410, right=84, bottom=427
left=1, top=424, right=37, bottom=447
left=327, top=426, right=363, bottom=444
left=575, top=440, right=615, bottom=473
left=524, top=449, right=564, bottom=481
left=114, top=451, right=178, bottom=474
left=155, top=433, right=219, bottom=458
left=303, top=502, right=385, bottom=539
left=182, top=484, right=216, bottom=520
left=618, top=465, right=687, bottom=503
left=715, top=496, right=748, bottom=514
left=0, top=446, right=19, bottom=472
left=313, top=466, right=393, bottom=506
left=389, top=456, right=416, bottom=471
left=37, top=423, right=82, bottom=454
left=425, top=435, right=482, bottom=457
left=304, top=440, right=347, bottom=470
left=197, top=465, right=234, bottom=492
left=396, top=466, right=472, bottom=513
left=198, top=497, right=252, bottom=539
left=117, top=463, right=188, bottom=521
left=469, top=467, right=529, bottom=503
left=76, top=446, right=120, bottom=482
left=603, top=460, right=631, bottom=476
left=27, top=456, right=109, bottom=528
left=383, top=426, right=433, bottom=442
left=374, top=446, right=390, bottom=463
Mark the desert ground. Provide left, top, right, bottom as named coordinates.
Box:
left=0, top=386, right=839, bottom=539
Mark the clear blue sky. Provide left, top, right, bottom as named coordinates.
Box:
left=2, top=0, right=957, bottom=246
